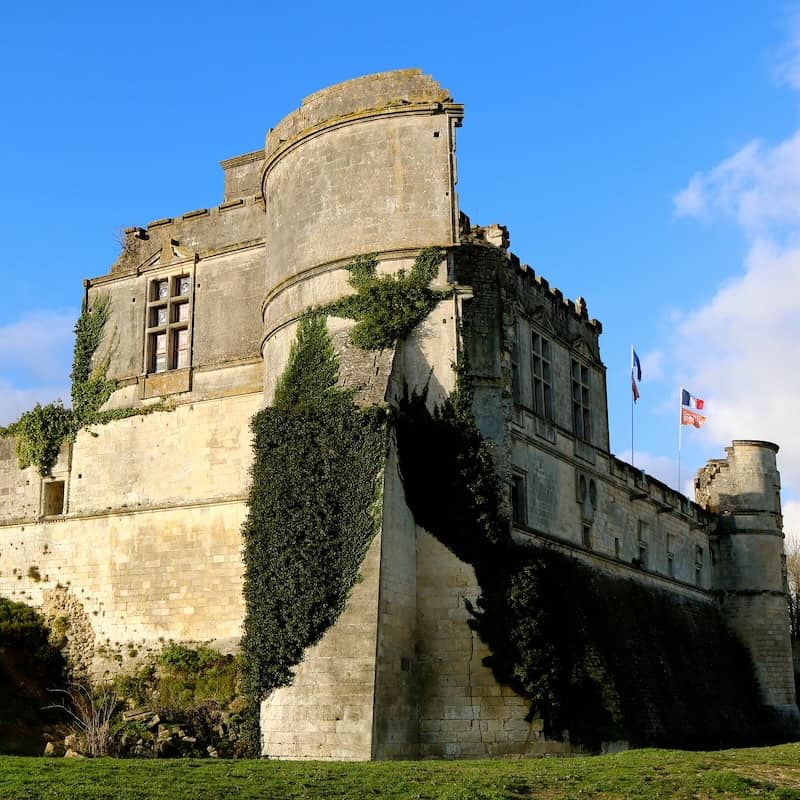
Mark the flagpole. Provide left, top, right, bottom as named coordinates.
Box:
left=630, top=345, right=634, bottom=468
left=678, top=386, right=683, bottom=490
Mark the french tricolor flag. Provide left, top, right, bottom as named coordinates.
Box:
left=681, top=389, right=705, bottom=411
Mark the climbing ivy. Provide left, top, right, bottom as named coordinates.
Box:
left=394, top=363, right=768, bottom=750
left=70, top=293, right=115, bottom=428
left=4, top=402, right=73, bottom=478
left=0, top=295, right=117, bottom=475
left=321, top=248, right=448, bottom=350
left=240, top=315, right=388, bottom=754
left=1, top=292, right=166, bottom=476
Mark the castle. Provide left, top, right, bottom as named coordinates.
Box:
left=0, top=70, right=797, bottom=759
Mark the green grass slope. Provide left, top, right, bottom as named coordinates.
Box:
left=1, top=743, right=800, bottom=799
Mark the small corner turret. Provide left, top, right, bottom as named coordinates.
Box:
left=696, top=440, right=799, bottom=730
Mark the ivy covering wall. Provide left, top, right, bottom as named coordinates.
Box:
left=321, top=248, right=447, bottom=350
left=240, top=315, right=388, bottom=751
left=394, top=370, right=768, bottom=750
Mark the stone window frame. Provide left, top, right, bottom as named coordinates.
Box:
left=531, top=331, right=553, bottom=421
left=695, top=544, right=704, bottom=586
left=145, top=274, right=193, bottom=374
left=42, top=478, right=65, bottom=518
left=571, top=357, right=592, bottom=442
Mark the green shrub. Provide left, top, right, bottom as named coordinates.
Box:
left=320, top=248, right=448, bottom=349
left=0, top=598, right=68, bottom=754
left=11, top=401, right=73, bottom=477
left=155, top=645, right=240, bottom=712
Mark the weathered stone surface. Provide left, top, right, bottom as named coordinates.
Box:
left=0, top=69, right=796, bottom=760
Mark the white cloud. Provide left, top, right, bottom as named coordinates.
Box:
left=618, top=448, right=680, bottom=490
left=640, top=349, right=664, bottom=382
left=0, top=309, right=75, bottom=426
left=774, top=9, right=800, bottom=91
left=669, top=235, right=800, bottom=493
left=673, top=135, right=800, bottom=230
left=0, top=379, right=70, bottom=428
left=0, top=309, right=75, bottom=384
left=784, top=499, right=800, bottom=549
left=671, top=52, right=800, bottom=509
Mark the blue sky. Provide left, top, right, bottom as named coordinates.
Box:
left=2, top=1, right=799, bottom=538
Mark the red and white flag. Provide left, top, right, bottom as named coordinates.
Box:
left=681, top=407, right=706, bottom=428
left=680, top=388, right=707, bottom=427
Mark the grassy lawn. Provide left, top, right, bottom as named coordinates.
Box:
left=0, top=743, right=800, bottom=800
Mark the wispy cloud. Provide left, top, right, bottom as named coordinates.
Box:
left=618, top=449, right=680, bottom=490
left=773, top=8, right=800, bottom=90
left=785, top=499, right=800, bottom=548
left=669, top=234, right=800, bottom=493
left=670, top=23, right=800, bottom=500
left=0, top=379, right=70, bottom=428
left=673, top=136, right=800, bottom=230
left=0, top=309, right=75, bottom=384
left=0, top=309, right=75, bottom=426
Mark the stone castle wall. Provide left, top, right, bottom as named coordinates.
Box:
left=1, top=69, right=796, bottom=756
left=0, top=393, right=258, bottom=671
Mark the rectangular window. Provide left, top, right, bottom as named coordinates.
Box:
left=637, top=520, right=648, bottom=569
left=667, top=534, right=675, bottom=578
left=582, top=524, right=592, bottom=549
left=695, top=545, right=704, bottom=586
left=511, top=322, right=521, bottom=406
left=571, top=359, right=591, bottom=442
left=532, top=333, right=553, bottom=420
left=43, top=480, right=65, bottom=517
left=614, top=537, right=620, bottom=559
left=511, top=473, right=527, bottom=526
left=146, top=274, right=192, bottom=374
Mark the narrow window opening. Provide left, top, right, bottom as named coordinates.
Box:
left=511, top=473, right=527, bottom=526
left=695, top=545, right=704, bottom=586
left=43, top=480, right=65, bottom=517
left=637, top=520, right=648, bottom=569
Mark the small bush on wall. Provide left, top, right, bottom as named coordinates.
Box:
left=320, top=248, right=448, bottom=350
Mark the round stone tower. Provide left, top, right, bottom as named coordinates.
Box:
left=697, top=440, right=799, bottom=727
left=259, top=69, right=463, bottom=402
